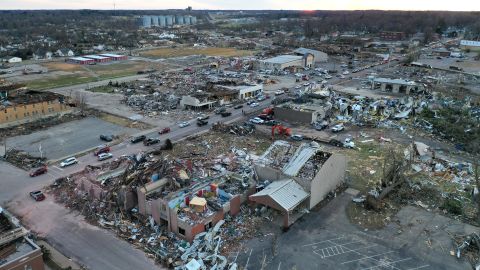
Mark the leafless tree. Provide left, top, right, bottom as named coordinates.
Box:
left=74, top=91, right=88, bottom=114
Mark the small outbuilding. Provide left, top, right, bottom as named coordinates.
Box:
left=250, top=179, right=309, bottom=228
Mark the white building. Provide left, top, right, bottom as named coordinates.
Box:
left=218, top=84, right=263, bottom=100
left=460, top=40, right=480, bottom=51
left=293, top=48, right=328, bottom=63
left=2, top=56, right=22, bottom=63
left=259, top=55, right=313, bottom=71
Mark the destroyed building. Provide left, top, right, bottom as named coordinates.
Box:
left=251, top=140, right=346, bottom=227
left=0, top=89, right=72, bottom=128
left=371, top=78, right=422, bottom=95
left=274, top=102, right=331, bottom=125
left=0, top=208, right=44, bottom=270
left=180, top=84, right=263, bottom=110
left=138, top=173, right=252, bottom=242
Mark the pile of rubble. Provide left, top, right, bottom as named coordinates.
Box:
left=4, top=149, right=46, bottom=170
left=212, top=122, right=255, bottom=136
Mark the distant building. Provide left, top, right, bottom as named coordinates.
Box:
left=55, top=48, right=75, bottom=57
left=460, top=40, right=480, bottom=51
left=293, top=48, right=328, bottom=63
left=99, top=53, right=128, bottom=61
left=371, top=78, right=420, bottom=95
left=432, top=48, right=451, bottom=57
left=0, top=207, right=45, bottom=270
left=216, top=84, right=263, bottom=100
left=379, top=31, right=406, bottom=41
left=259, top=54, right=314, bottom=71
left=67, top=54, right=127, bottom=64
left=138, top=15, right=197, bottom=28
left=32, top=49, right=53, bottom=60
left=1, top=56, right=22, bottom=63
left=67, top=57, right=95, bottom=65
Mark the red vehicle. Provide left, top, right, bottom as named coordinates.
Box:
left=30, top=191, right=45, bottom=201
left=94, top=146, right=110, bottom=156
left=30, top=166, right=47, bottom=177
left=159, top=127, right=171, bottom=135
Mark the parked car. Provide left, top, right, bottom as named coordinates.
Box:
left=197, top=119, right=208, bottom=126
left=94, top=145, right=110, bottom=156
left=234, top=104, right=244, bottom=109
left=331, top=124, right=345, bottom=133
left=246, top=100, right=255, bottom=105
left=290, top=134, right=304, bottom=141
left=220, top=111, right=232, bottom=117
left=143, top=138, right=160, bottom=146
left=264, top=120, right=280, bottom=126
left=98, top=153, right=113, bottom=161
left=60, top=157, right=77, bottom=168
left=249, top=117, right=264, bottom=124
left=197, top=115, right=209, bottom=121
left=249, top=102, right=259, bottom=107
left=275, top=90, right=284, bottom=96
left=257, top=95, right=266, bottom=101
left=214, top=107, right=226, bottom=114
left=158, top=127, right=171, bottom=135
left=178, top=121, right=190, bottom=128
left=30, top=191, right=45, bottom=201
left=131, top=135, right=146, bottom=144
left=99, top=134, right=113, bottom=142
left=30, top=166, right=47, bottom=177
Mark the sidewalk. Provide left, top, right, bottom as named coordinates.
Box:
left=37, top=240, right=83, bottom=270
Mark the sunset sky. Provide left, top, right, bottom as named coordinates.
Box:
left=1, top=0, right=479, bottom=11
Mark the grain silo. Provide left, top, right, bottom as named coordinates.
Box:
left=142, top=16, right=152, bottom=28
left=191, top=16, right=197, bottom=24
left=166, top=15, right=174, bottom=26
left=151, top=16, right=159, bottom=26
left=159, top=16, right=166, bottom=27
left=184, top=16, right=191, bottom=25
left=176, top=15, right=184, bottom=25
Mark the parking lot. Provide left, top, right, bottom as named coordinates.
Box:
left=227, top=191, right=471, bottom=270
left=7, top=117, right=140, bottom=160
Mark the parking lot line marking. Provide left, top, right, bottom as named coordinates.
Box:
left=405, top=265, right=430, bottom=270
left=233, top=244, right=242, bottom=263
left=337, top=243, right=403, bottom=270
left=302, top=236, right=345, bottom=247
left=277, top=261, right=281, bottom=270
left=358, top=257, right=412, bottom=270
left=53, top=166, right=64, bottom=171
left=316, top=243, right=378, bottom=259
left=312, top=240, right=362, bottom=251
left=341, top=251, right=395, bottom=264
left=245, top=249, right=253, bottom=270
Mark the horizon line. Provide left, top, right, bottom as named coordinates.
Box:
left=0, top=8, right=479, bottom=12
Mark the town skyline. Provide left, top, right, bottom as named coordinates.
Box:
left=2, top=0, right=479, bottom=11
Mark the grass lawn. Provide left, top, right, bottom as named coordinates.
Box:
left=140, top=47, right=256, bottom=58
left=30, top=60, right=166, bottom=90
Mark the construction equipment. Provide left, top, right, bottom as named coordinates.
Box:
left=271, top=125, right=291, bottom=140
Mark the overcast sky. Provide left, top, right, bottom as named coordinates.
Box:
left=1, top=0, right=478, bottom=11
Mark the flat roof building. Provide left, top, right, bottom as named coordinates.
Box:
left=67, top=57, right=95, bottom=65
left=293, top=48, right=328, bottom=63
left=0, top=207, right=45, bottom=270
left=259, top=54, right=314, bottom=71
